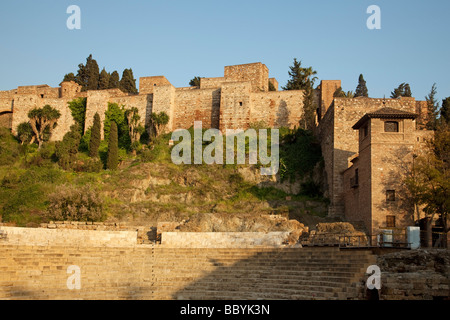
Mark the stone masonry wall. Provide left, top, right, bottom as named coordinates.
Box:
left=224, top=63, right=269, bottom=92
left=250, top=90, right=304, bottom=128
left=0, top=226, right=137, bottom=247
left=160, top=232, right=291, bottom=248
left=219, top=81, right=252, bottom=131
left=173, top=88, right=221, bottom=129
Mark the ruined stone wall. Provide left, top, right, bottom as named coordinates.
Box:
left=173, top=88, right=221, bottom=130
left=356, top=249, right=450, bottom=300
left=250, top=90, right=304, bottom=128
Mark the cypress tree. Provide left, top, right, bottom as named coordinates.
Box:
left=89, top=113, right=101, bottom=158
left=86, top=57, right=100, bottom=91
left=98, top=68, right=110, bottom=90
left=108, top=71, right=120, bottom=89
left=425, top=83, right=439, bottom=130
left=441, top=97, right=450, bottom=125
left=355, top=74, right=369, bottom=98
left=107, top=121, right=119, bottom=170
left=56, top=123, right=81, bottom=170
left=120, top=68, right=138, bottom=94
left=75, top=54, right=100, bottom=91
left=354, top=74, right=369, bottom=97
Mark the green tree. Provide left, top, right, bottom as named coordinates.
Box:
left=120, top=68, right=138, bottom=94
left=189, top=76, right=201, bottom=87
left=68, top=97, right=87, bottom=134
left=150, top=111, right=169, bottom=137
left=89, top=113, right=101, bottom=158
left=441, top=97, right=450, bottom=125
left=125, top=107, right=145, bottom=153
left=63, top=73, right=76, bottom=83
left=108, top=71, right=120, bottom=89
left=104, top=102, right=131, bottom=150
left=334, top=87, right=355, bottom=98
left=98, top=68, right=110, bottom=90
left=391, top=83, right=412, bottom=98
left=17, top=122, right=35, bottom=145
left=405, top=125, right=450, bottom=247
left=282, top=58, right=318, bottom=131
left=28, top=105, right=61, bottom=149
left=354, top=74, right=369, bottom=97
left=425, top=83, right=440, bottom=130
left=107, top=121, right=119, bottom=170
left=75, top=54, right=100, bottom=91
left=282, top=58, right=317, bottom=91
left=56, top=123, right=81, bottom=170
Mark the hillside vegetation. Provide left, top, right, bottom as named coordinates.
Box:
left=0, top=126, right=331, bottom=230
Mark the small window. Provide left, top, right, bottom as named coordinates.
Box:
left=239, top=102, right=243, bottom=106
left=363, top=125, right=368, bottom=137
left=386, top=190, right=396, bottom=201
left=40, top=94, right=44, bottom=98
left=386, top=215, right=396, bottom=228
left=384, top=121, right=399, bottom=132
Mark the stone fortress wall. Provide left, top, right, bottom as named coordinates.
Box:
left=0, top=62, right=305, bottom=140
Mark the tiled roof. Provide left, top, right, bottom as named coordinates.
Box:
left=352, top=107, right=417, bottom=129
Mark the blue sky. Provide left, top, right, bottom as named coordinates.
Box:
left=0, top=0, right=449, bottom=103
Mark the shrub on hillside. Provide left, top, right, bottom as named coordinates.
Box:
left=46, top=185, right=104, bottom=222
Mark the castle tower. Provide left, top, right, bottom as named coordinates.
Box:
left=343, top=107, right=422, bottom=235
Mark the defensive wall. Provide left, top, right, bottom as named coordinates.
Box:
left=1, top=62, right=305, bottom=140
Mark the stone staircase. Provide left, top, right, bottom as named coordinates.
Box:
left=0, top=244, right=376, bottom=300
left=151, top=247, right=376, bottom=300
